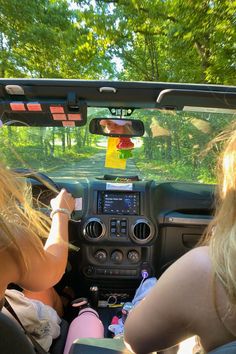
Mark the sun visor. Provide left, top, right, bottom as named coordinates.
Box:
left=156, top=89, right=236, bottom=111
left=0, top=90, right=87, bottom=127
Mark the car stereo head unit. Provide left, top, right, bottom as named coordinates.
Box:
left=97, top=191, right=140, bottom=215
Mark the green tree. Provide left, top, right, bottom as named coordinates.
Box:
left=0, top=0, right=116, bottom=78
left=83, top=0, right=236, bottom=84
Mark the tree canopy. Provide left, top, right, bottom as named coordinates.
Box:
left=0, top=0, right=235, bottom=83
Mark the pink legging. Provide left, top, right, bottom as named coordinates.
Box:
left=63, top=307, right=104, bottom=354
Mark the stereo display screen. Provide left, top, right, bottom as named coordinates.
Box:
left=98, top=191, right=140, bottom=215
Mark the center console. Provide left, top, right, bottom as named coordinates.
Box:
left=78, top=179, right=158, bottom=291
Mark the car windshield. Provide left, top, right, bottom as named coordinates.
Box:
left=1, top=106, right=235, bottom=184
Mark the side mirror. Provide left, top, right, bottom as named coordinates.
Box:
left=89, top=118, right=144, bottom=137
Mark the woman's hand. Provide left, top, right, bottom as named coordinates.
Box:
left=50, top=189, right=75, bottom=215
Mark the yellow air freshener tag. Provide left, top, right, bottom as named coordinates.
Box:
left=105, top=137, right=127, bottom=169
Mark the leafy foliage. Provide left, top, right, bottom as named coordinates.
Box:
left=0, top=1, right=235, bottom=183
left=0, top=0, right=235, bottom=83
left=79, top=0, right=236, bottom=84
left=0, top=0, right=115, bottom=78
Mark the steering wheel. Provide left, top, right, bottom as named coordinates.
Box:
left=13, top=168, right=59, bottom=193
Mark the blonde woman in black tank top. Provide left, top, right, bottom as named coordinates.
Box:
left=124, top=125, right=236, bottom=354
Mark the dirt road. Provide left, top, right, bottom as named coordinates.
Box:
left=48, top=152, right=141, bottom=181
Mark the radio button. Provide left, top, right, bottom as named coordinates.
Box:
left=111, top=220, right=117, bottom=227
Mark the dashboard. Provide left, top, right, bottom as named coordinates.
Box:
left=31, top=176, right=215, bottom=296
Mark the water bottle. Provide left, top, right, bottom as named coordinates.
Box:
left=63, top=298, right=104, bottom=354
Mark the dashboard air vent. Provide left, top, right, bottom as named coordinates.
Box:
left=131, top=219, right=154, bottom=244
left=83, top=218, right=105, bottom=240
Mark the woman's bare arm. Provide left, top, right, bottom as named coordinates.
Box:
left=124, top=247, right=211, bottom=354
left=13, top=189, right=75, bottom=291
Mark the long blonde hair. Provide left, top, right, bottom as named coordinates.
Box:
left=201, top=123, right=236, bottom=303
left=0, top=162, right=51, bottom=269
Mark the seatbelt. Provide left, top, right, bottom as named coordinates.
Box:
left=4, top=297, right=50, bottom=354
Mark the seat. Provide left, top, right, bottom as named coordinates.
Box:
left=0, top=311, right=35, bottom=354
left=0, top=311, right=69, bottom=354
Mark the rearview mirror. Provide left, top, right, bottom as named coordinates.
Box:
left=89, top=118, right=144, bottom=137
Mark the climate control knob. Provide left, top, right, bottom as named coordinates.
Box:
left=111, top=250, right=123, bottom=264
left=127, top=250, right=140, bottom=264
left=94, top=249, right=107, bottom=263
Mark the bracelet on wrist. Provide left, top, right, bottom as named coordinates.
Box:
left=50, top=208, right=71, bottom=219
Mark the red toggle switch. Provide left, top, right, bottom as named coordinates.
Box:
left=50, top=106, right=64, bottom=113
left=10, top=102, right=26, bottom=111
left=27, top=103, right=42, bottom=111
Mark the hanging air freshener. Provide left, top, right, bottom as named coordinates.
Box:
left=116, top=137, right=134, bottom=159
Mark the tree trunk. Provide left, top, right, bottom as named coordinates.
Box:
left=61, top=131, right=65, bottom=152
left=67, top=130, right=71, bottom=148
